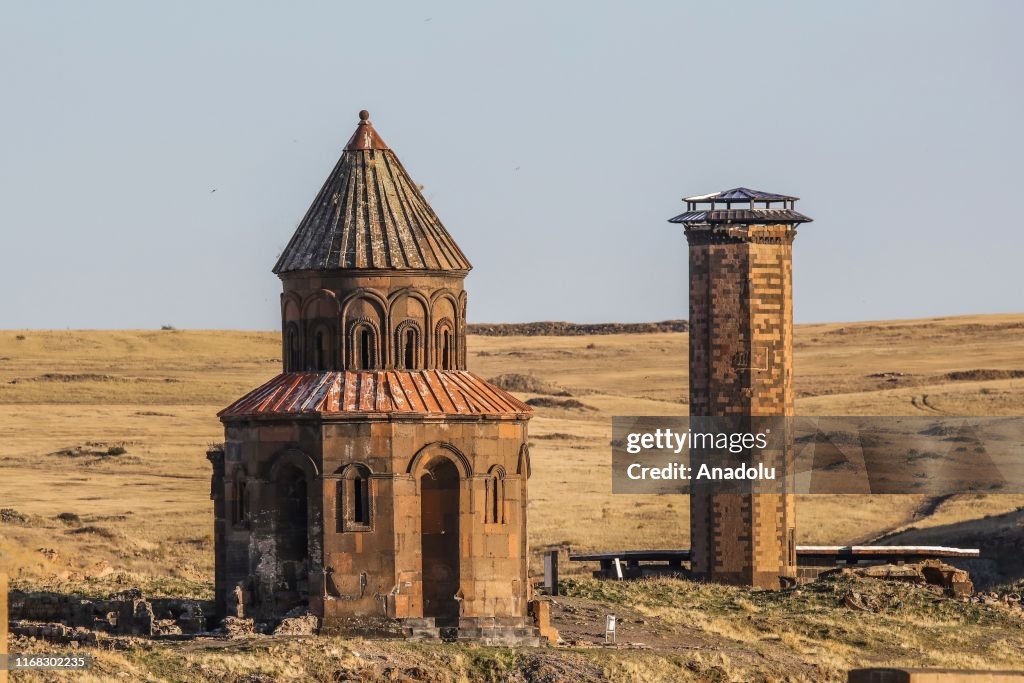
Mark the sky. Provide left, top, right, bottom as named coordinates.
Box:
left=1, top=1, right=1022, bottom=330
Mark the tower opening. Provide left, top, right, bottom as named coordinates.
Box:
left=421, top=458, right=460, bottom=624
left=441, top=330, right=451, bottom=370
left=405, top=329, right=416, bottom=369
left=358, top=329, right=375, bottom=370
left=353, top=477, right=369, bottom=524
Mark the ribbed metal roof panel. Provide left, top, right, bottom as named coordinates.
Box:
left=219, top=371, right=532, bottom=419
left=668, top=208, right=813, bottom=225
left=684, top=187, right=799, bottom=202
left=273, top=113, right=472, bottom=274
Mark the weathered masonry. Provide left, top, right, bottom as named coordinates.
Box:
left=669, top=187, right=813, bottom=588
left=208, top=111, right=540, bottom=644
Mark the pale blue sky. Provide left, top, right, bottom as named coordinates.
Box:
left=1, top=1, right=1021, bottom=329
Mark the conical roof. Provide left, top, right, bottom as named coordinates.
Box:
left=273, top=111, right=472, bottom=274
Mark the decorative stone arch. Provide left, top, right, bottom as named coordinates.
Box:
left=347, top=317, right=382, bottom=370
left=283, top=321, right=302, bottom=372
left=341, top=288, right=389, bottom=324
left=266, top=447, right=320, bottom=482
left=388, top=286, right=431, bottom=312
left=516, top=443, right=532, bottom=479
left=341, top=290, right=388, bottom=368
left=389, top=287, right=430, bottom=368
left=281, top=292, right=303, bottom=321
left=433, top=317, right=456, bottom=371
left=457, top=290, right=469, bottom=367
left=429, top=288, right=461, bottom=311
left=393, top=319, right=423, bottom=369
left=281, top=293, right=304, bottom=371
left=300, top=289, right=341, bottom=319
left=296, top=290, right=341, bottom=371
left=308, top=321, right=339, bottom=371
left=406, top=442, right=472, bottom=481
left=483, top=464, right=507, bottom=524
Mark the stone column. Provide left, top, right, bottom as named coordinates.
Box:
left=687, top=225, right=797, bottom=588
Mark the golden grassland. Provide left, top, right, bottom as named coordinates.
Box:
left=1, top=316, right=1024, bottom=590
left=1, top=314, right=1023, bottom=681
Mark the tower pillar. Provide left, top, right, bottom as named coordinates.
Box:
left=669, top=188, right=812, bottom=588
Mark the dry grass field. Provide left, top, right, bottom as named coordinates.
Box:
left=1, top=314, right=1023, bottom=681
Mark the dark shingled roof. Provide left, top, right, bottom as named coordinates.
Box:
left=669, top=208, right=813, bottom=225
left=684, top=187, right=799, bottom=203
left=273, top=111, right=472, bottom=274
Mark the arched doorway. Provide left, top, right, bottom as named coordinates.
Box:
left=274, top=464, right=310, bottom=612
left=420, top=458, right=460, bottom=624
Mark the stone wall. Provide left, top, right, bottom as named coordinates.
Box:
left=7, top=590, right=212, bottom=636
left=215, top=414, right=532, bottom=635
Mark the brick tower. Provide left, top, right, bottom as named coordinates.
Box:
left=208, top=111, right=539, bottom=643
left=668, top=188, right=812, bottom=588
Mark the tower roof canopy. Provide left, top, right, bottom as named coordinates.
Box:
left=273, top=111, right=472, bottom=274
left=684, top=187, right=798, bottom=203
left=670, top=186, right=812, bottom=225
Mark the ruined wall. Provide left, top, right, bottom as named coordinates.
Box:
left=216, top=420, right=326, bottom=622
left=687, top=224, right=797, bottom=588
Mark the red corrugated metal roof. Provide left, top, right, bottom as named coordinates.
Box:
left=219, top=370, right=532, bottom=419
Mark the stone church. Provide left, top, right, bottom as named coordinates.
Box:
left=207, top=111, right=540, bottom=643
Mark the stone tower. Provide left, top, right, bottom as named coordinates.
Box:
left=668, top=188, right=812, bottom=588
left=208, top=111, right=538, bottom=643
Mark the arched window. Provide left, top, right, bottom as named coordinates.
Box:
left=484, top=468, right=505, bottom=524
left=435, top=319, right=455, bottom=370
left=348, top=321, right=379, bottom=370
left=337, top=464, right=372, bottom=532
left=394, top=320, right=422, bottom=370
left=308, top=323, right=336, bottom=371
left=285, top=323, right=301, bottom=372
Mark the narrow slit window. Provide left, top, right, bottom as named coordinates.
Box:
left=360, top=330, right=372, bottom=369
left=233, top=478, right=247, bottom=527
left=491, top=478, right=499, bottom=523
left=485, top=475, right=503, bottom=524
left=340, top=466, right=372, bottom=532
left=441, top=330, right=451, bottom=370
left=404, top=329, right=416, bottom=369
left=354, top=478, right=368, bottom=524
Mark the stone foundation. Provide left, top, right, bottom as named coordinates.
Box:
left=849, top=669, right=1024, bottom=682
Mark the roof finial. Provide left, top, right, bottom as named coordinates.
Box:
left=344, top=110, right=389, bottom=151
